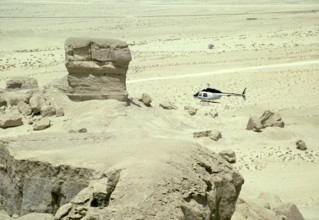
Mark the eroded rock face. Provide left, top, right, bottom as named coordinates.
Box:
left=1, top=133, right=244, bottom=220
left=64, top=37, right=132, bottom=102
left=0, top=140, right=95, bottom=216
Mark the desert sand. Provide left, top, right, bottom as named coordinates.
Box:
left=0, top=0, right=319, bottom=219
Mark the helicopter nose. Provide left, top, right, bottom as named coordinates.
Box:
left=193, top=92, right=199, bottom=98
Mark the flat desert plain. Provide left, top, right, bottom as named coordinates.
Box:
left=0, top=0, right=319, bottom=219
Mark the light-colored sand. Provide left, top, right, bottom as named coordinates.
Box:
left=1, top=0, right=319, bottom=219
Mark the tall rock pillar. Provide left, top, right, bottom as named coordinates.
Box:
left=64, top=37, right=131, bottom=102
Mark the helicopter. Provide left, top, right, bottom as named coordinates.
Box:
left=193, top=86, right=246, bottom=103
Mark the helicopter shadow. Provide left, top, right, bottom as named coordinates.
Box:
left=197, top=101, right=221, bottom=106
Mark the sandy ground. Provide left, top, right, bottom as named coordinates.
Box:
left=1, top=0, right=319, bottom=219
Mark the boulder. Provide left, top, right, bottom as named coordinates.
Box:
left=40, top=105, right=56, bottom=117
left=0, top=114, right=23, bottom=128
left=219, top=150, right=236, bottom=163
left=260, top=110, right=284, bottom=128
left=246, top=117, right=262, bottom=132
left=247, top=110, right=284, bottom=132
left=184, top=106, right=197, bottom=116
left=138, top=93, right=152, bottom=107
left=29, top=93, right=46, bottom=114
left=6, top=77, right=38, bottom=90
left=17, top=101, right=32, bottom=116
left=159, top=101, right=177, bottom=110
left=296, top=140, right=307, bottom=151
left=64, top=37, right=132, bottom=102
left=33, top=118, right=51, bottom=131
left=273, top=203, right=305, bottom=220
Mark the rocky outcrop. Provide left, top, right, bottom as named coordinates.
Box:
left=0, top=139, right=95, bottom=216
left=1, top=133, right=244, bottom=220
left=64, top=37, right=132, bottom=102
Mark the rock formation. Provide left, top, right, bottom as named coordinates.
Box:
left=0, top=133, right=244, bottom=220
left=247, top=110, right=284, bottom=132
left=193, top=130, right=222, bottom=141
left=64, top=37, right=132, bottom=102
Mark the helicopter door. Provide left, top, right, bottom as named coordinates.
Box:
left=203, top=93, right=208, bottom=98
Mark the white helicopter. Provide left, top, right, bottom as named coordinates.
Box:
left=193, top=86, right=246, bottom=102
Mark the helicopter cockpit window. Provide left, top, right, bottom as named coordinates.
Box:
left=203, top=93, right=207, bottom=97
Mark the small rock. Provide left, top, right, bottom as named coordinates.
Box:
left=209, top=110, right=218, bottom=118
left=219, top=150, right=236, bottom=163
left=12, top=214, right=19, bottom=219
left=138, top=93, right=152, bottom=107
left=210, top=130, right=222, bottom=141
left=193, top=130, right=211, bottom=138
left=79, top=128, right=87, bottom=133
left=33, top=118, right=51, bottom=131
left=184, top=106, right=197, bottom=116
left=68, top=128, right=87, bottom=133
left=296, top=140, right=307, bottom=151
left=159, top=101, right=177, bottom=110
